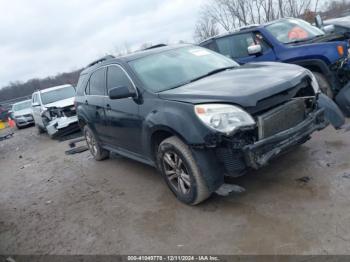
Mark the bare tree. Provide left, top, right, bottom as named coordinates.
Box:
left=194, top=14, right=220, bottom=42
left=200, top=0, right=318, bottom=34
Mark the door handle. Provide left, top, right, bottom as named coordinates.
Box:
left=85, top=100, right=88, bottom=105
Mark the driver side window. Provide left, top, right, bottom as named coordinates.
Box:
left=216, top=33, right=255, bottom=58
left=107, top=65, right=133, bottom=91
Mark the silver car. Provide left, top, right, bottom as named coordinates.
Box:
left=11, top=100, right=34, bottom=128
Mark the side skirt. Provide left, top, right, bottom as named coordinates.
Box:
left=102, top=144, right=156, bottom=167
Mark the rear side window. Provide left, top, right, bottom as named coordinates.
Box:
left=107, top=65, right=133, bottom=91
left=89, top=68, right=106, bottom=96
left=216, top=33, right=254, bottom=58
left=76, top=74, right=88, bottom=96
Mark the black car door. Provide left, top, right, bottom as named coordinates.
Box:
left=85, top=67, right=108, bottom=142
left=104, top=64, right=142, bottom=154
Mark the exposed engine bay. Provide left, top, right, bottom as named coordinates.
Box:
left=42, top=105, right=79, bottom=137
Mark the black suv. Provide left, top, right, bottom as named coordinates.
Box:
left=76, top=44, right=336, bottom=205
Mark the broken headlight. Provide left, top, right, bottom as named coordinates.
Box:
left=194, top=104, right=255, bottom=135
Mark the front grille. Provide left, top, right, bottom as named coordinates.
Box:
left=257, top=98, right=306, bottom=140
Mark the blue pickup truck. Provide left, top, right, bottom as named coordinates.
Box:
left=200, top=18, right=350, bottom=116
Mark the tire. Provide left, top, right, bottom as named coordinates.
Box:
left=312, top=72, right=334, bottom=99
left=157, top=136, right=211, bottom=205
left=16, top=123, right=22, bottom=129
left=84, top=125, right=109, bottom=161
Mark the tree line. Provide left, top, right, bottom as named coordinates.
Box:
left=0, top=69, right=82, bottom=102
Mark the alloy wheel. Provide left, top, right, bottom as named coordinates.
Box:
left=85, top=130, right=98, bottom=156
left=162, top=151, right=191, bottom=195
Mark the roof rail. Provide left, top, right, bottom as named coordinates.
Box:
left=238, top=24, right=260, bottom=31
left=87, top=55, right=115, bottom=68
left=143, top=44, right=167, bottom=50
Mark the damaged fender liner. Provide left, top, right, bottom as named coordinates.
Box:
left=243, top=109, right=326, bottom=169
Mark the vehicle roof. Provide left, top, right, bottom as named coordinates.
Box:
left=81, top=44, right=192, bottom=75
left=199, top=17, right=302, bottom=44
left=34, top=84, right=73, bottom=94
left=13, top=99, right=31, bottom=106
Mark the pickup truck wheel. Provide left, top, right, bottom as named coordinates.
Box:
left=157, top=136, right=211, bottom=205
left=312, top=72, right=334, bottom=99
left=84, top=126, right=109, bottom=161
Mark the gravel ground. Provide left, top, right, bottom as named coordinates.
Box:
left=0, top=124, right=350, bottom=255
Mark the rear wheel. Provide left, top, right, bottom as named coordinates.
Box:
left=312, top=72, right=334, bottom=99
left=84, top=125, right=109, bottom=161
left=157, top=136, right=211, bottom=205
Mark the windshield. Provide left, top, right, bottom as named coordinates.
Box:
left=266, top=19, right=325, bottom=44
left=41, top=86, right=76, bottom=105
left=129, top=46, right=238, bottom=92
left=12, top=100, right=32, bottom=111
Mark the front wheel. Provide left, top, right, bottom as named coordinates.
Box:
left=312, top=72, right=334, bottom=99
left=157, top=136, right=211, bottom=205
left=84, top=126, right=109, bottom=161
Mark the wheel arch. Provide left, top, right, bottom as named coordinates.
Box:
left=291, top=59, right=339, bottom=90
left=149, top=126, right=188, bottom=162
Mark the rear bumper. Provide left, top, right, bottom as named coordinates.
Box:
left=242, top=109, right=326, bottom=169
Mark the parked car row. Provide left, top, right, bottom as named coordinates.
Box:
left=8, top=84, right=79, bottom=137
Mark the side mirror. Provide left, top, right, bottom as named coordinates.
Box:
left=323, top=24, right=335, bottom=34
left=248, top=44, right=262, bottom=56
left=108, top=86, right=136, bottom=100
left=315, top=14, right=323, bottom=28
left=32, top=102, right=40, bottom=107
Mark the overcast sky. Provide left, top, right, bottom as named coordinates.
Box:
left=0, top=0, right=205, bottom=88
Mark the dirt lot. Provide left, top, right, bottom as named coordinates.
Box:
left=0, top=124, right=350, bottom=255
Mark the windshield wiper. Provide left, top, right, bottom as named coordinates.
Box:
left=188, top=66, right=236, bottom=83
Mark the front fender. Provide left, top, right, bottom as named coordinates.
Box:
left=142, top=101, right=211, bottom=157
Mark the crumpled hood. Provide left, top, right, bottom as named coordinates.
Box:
left=159, top=62, right=308, bottom=107
left=45, top=97, right=75, bottom=108
left=13, top=108, right=32, bottom=117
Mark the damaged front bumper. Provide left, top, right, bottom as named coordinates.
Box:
left=213, top=108, right=327, bottom=176
left=243, top=109, right=326, bottom=169
left=46, top=115, right=79, bottom=137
